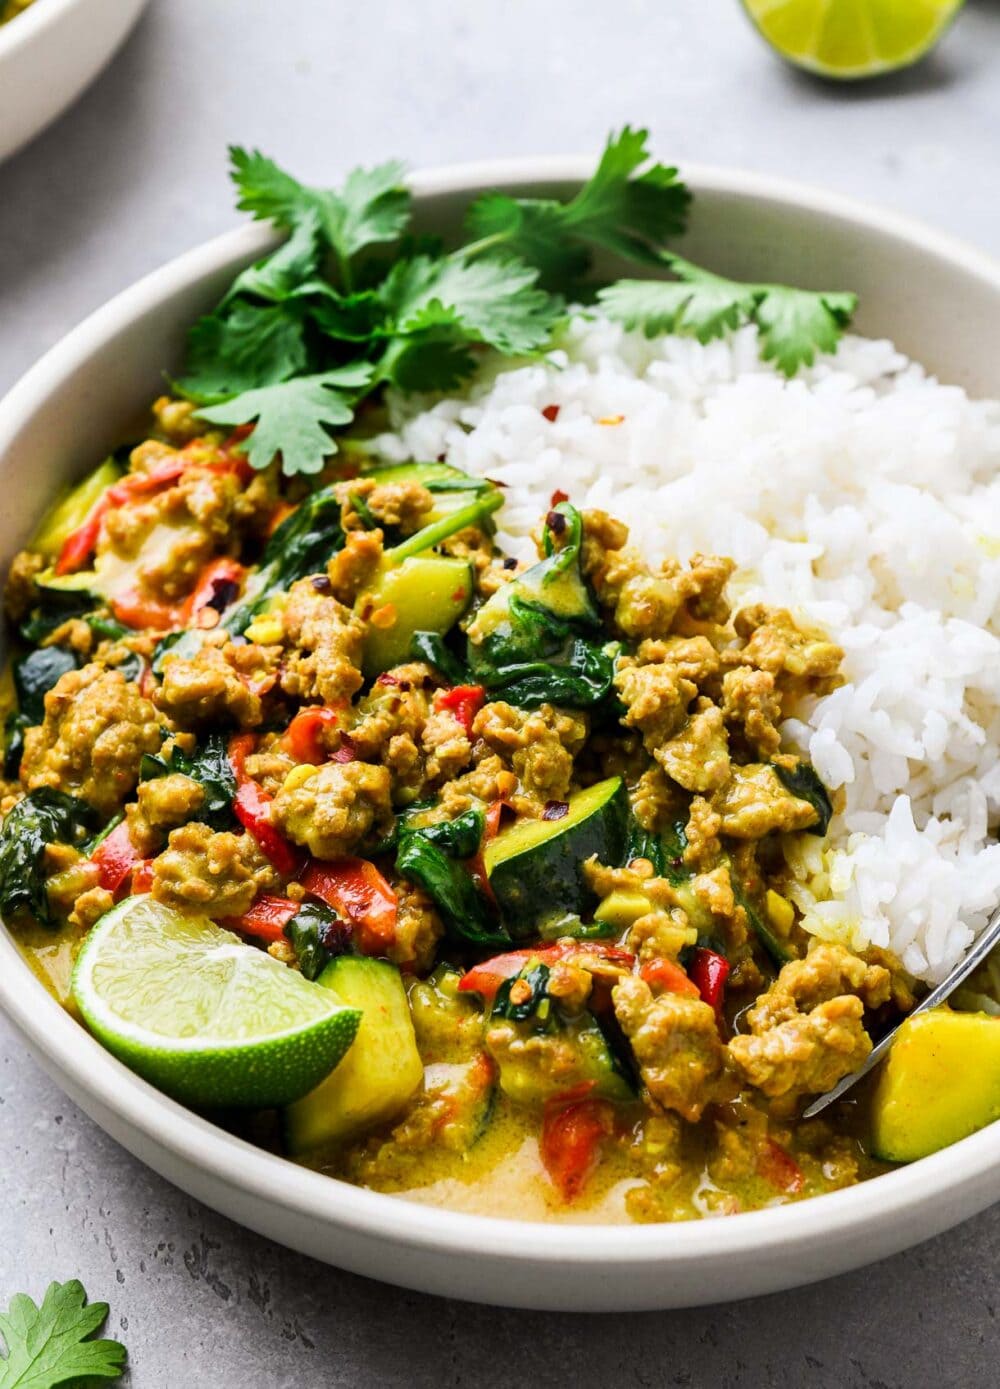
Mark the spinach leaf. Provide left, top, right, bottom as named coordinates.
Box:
left=13, top=647, right=77, bottom=723
left=4, top=646, right=79, bottom=779
left=464, top=505, right=613, bottom=709
left=396, top=833, right=508, bottom=948
left=410, top=807, right=484, bottom=859
left=0, top=789, right=98, bottom=927
left=284, top=899, right=350, bottom=981
left=626, top=822, right=666, bottom=877
left=410, top=630, right=470, bottom=686
left=2, top=713, right=27, bottom=779
left=222, top=484, right=345, bottom=633
left=141, top=732, right=237, bottom=830
left=491, top=963, right=551, bottom=1022
left=774, top=761, right=833, bottom=836
left=478, top=633, right=615, bottom=709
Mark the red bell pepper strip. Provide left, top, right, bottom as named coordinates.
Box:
left=639, top=957, right=700, bottom=999
left=54, top=499, right=111, bottom=575
left=229, top=733, right=304, bottom=877
left=459, top=941, right=634, bottom=1004
left=758, top=1138, right=805, bottom=1195
left=131, top=860, right=155, bottom=894
left=222, top=894, right=299, bottom=943
left=110, top=590, right=184, bottom=632
left=433, top=684, right=485, bottom=736
left=540, top=1089, right=614, bottom=1202
left=283, top=706, right=340, bottom=765
left=687, top=946, right=730, bottom=1017
left=54, top=453, right=245, bottom=576
left=181, top=556, right=246, bottom=626
left=89, top=820, right=142, bottom=893
left=301, top=858, right=398, bottom=956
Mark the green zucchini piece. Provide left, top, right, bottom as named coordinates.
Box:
left=34, top=568, right=102, bottom=606
left=467, top=504, right=598, bottom=646
left=484, top=776, right=630, bottom=939
left=364, top=460, right=493, bottom=499
left=490, top=1008, right=635, bottom=1106
left=284, top=955, right=422, bottom=1153
left=30, top=457, right=121, bottom=557
left=358, top=555, right=473, bottom=676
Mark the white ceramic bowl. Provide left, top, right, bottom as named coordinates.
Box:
left=2, top=160, right=1000, bottom=1311
left=0, top=0, right=147, bottom=165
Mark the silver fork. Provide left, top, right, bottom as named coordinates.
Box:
left=801, top=903, right=1000, bottom=1119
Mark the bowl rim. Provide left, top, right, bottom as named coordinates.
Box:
left=0, top=0, right=88, bottom=61
left=2, top=155, right=1000, bottom=1272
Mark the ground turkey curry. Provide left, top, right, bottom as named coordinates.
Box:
left=0, top=399, right=919, bottom=1221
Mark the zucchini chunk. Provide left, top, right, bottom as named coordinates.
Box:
left=30, top=456, right=121, bottom=557
left=285, top=955, right=423, bottom=1154
left=484, top=776, right=630, bottom=938
left=490, top=1005, right=635, bottom=1107
left=357, top=555, right=472, bottom=676
left=872, top=1010, right=1000, bottom=1163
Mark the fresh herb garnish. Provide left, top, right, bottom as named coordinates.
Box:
left=177, top=128, right=855, bottom=477
left=0, top=1279, right=126, bottom=1388
left=598, top=254, right=857, bottom=377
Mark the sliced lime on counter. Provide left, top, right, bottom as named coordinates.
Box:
left=741, top=0, right=964, bottom=80
left=72, top=896, right=361, bottom=1108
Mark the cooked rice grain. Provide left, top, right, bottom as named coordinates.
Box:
left=374, top=318, right=1000, bottom=982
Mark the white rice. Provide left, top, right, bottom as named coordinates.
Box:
left=373, top=316, right=1000, bottom=984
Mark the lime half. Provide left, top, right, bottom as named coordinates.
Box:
left=742, top=0, right=964, bottom=80
left=72, top=896, right=361, bottom=1108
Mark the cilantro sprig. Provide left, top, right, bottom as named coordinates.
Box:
left=178, top=127, right=856, bottom=476
left=0, top=1280, right=126, bottom=1388
left=598, top=254, right=858, bottom=376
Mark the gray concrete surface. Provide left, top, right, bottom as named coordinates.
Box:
left=2, top=0, right=1000, bottom=1383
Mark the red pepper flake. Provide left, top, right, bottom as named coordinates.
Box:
left=550, top=488, right=569, bottom=506
left=542, top=800, right=569, bottom=821
left=433, top=684, right=486, bottom=737
left=332, top=734, right=357, bottom=763
left=541, top=404, right=560, bottom=423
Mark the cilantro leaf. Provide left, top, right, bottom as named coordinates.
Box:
left=465, top=126, right=690, bottom=290
left=382, top=335, right=479, bottom=392
left=225, top=211, right=322, bottom=303
left=753, top=284, right=857, bottom=375
left=179, top=301, right=309, bottom=401
left=598, top=254, right=857, bottom=375
left=195, top=364, right=374, bottom=475
left=0, top=1279, right=126, bottom=1388
left=381, top=253, right=557, bottom=355
left=228, top=147, right=410, bottom=285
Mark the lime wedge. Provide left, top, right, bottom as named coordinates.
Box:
left=741, top=0, right=964, bottom=80
left=72, top=896, right=361, bottom=1108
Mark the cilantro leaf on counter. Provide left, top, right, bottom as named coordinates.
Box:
left=598, top=254, right=857, bottom=376
left=464, top=125, right=690, bottom=289
left=196, top=364, right=374, bottom=475
left=0, top=1279, right=127, bottom=1388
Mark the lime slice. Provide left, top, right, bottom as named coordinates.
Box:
left=72, top=896, right=361, bottom=1109
left=741, top=0, right=964, bottom=80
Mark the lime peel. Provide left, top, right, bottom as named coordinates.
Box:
left=72, top=896, right=361, bottom=1108
left=742, top=0, right=965, bottom=81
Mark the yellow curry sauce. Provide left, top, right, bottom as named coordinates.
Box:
left=2, top=397, right=909, bottom=1223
